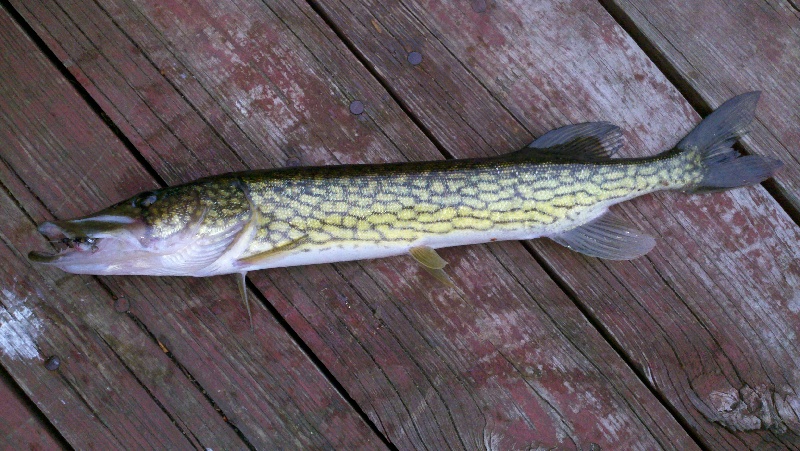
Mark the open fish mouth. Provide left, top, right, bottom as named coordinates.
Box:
left=28, top=221, right=104, bottom=263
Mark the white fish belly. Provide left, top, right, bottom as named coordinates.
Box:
left=203, top=202, right=623, bottom=276
left=224, top=220, right=586, bottom=274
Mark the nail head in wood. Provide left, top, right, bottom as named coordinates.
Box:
left=44, top=356, right=60, bottom=371
left=471, top=0, right=487, bottom=13
left=114, top=296, right=130, bottom=312
left=349, top=100, right=364, bottom=115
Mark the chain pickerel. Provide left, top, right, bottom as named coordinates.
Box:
left=30, top=93, right=781, bottom=324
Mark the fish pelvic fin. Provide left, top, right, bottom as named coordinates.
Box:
left=409, top=246, right=456, bottom=287
left=236, top=272, right=254, bottom=332
left=678, top=92, right=782, bottom=193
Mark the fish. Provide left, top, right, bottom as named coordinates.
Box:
left=29, top=92, right=781, bottom=326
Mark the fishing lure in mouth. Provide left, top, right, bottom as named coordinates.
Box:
left=29, top=93, right=782, bottom=326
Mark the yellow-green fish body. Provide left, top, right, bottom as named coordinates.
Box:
left=171, top=150, right=693, bottom=276
left=29, top=93, right=781, bottom=289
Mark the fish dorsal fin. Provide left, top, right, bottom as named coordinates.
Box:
left=507, top=122, right=623, bottom=161
left=409, top=246, right=454, bottom=287
left=549, top=212, right=655, bottom=260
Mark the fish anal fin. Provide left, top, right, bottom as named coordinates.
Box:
left=509, top=122, right=624, bottom=161
left=549, top=212, right=655, bottom=260
left=409, top=246, right=456, bottom=287
left=236, top=272, right=253, bottom=332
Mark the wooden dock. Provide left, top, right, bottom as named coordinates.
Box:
left=2, top=0, right=799, bottom=449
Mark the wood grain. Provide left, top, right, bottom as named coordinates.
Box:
left=0, top=370, right=64, bottom=450
left=308, top=0, right=800, bottom=448
left=0, top=6, right=380, bottom=449
left=604, top=0, right=800, bottom=210
left=1, top=171, right=196, bottom=449
left=6, top=0, right=697, bottom=448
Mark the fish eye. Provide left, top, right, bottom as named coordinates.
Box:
left=133, top=192, right=158, bottom=208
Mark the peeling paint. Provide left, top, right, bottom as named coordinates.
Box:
left=0, top=289, right=43, bottom=360
left=233, top=85, right=265, bottom=117
left=692, top=373, right=800, bottom=434
left=788, top=291, right=800, bottom=314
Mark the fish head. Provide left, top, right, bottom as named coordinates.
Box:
left=28, top=183, right=250, bottom=276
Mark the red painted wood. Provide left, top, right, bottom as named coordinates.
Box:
left=8, top=0, right=697, bottom=449
left=0, top=374, right=63, bottom=450
left=0, top=7, right=380, bottom=450
left=308, top=0, right=800, bottom=447
left=605, top=0, right=800, bottom=211
left=1, top=174, right=193, bottom=449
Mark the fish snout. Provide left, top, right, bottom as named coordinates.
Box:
left=28, top=214, right=147, bottom=266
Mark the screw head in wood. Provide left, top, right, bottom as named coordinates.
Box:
left=349, top=100, right=364, bottom=115
left=407, top=51, right=423, bottom=65
left=44, top=356, right=60, bottom=371
left=471, top=0, right=487, bottom=13
left=114, top=296, right=130, bottom=312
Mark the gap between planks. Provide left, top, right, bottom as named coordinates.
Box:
left=0, top=1, right=394, bottom=447
left=90, top=275, right=259, bottom=451
left=597, top=0, right=800, bottom=228
left=306, top=0, right=707, bottom=445
left=0, top=329, right=70, bottom=448
left=303, top=0, right=460, bottom=160
left=0, top=0, right=167, bottom=188
left=241, top=276, right=397, bottom=449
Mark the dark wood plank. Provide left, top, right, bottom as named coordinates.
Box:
left=604, top=0, right=800, bottom=210
left=307, top=0, right=800, bottom=448
left=9, top=0, right=697, bottom=448
left=0, top=370, right=64, bottom=450
left=0, top=6, right=381, bottom=449
left=1, top=172, right=195, bottom=450
left=0, top=10, right=217, bottom=450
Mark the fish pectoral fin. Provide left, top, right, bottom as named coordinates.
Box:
left=409, top=246, right=455, bottom=287
left=549, top=212, right=655, bottom=260
left=236, top=272, right=254, bottom=332
left=509, top=122, right=623, bottom=161
left=235, top=235, right=308, bottom=267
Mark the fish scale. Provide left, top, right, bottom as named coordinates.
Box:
left=28, top=93, right=783, bottom=327
left=233, top=151, right=699, bottom=259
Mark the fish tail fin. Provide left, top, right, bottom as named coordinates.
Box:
left=678, top=92, right=782, bottom=193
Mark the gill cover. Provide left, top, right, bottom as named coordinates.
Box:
left=28, top=178, right=254, bottom=276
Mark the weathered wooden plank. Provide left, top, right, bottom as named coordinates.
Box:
left=0, top=6, right=381, bottom=449
left=1, top=173, right=193, bottom=450
left=9, top=0, right=698, bottom=448
left=0, top=370, right=64, bottom=450
left=0, top=10, right=220, bottom=449
left=307, top=0, right=800, bottom=448
left=604, top=0, right=800, bottom=210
